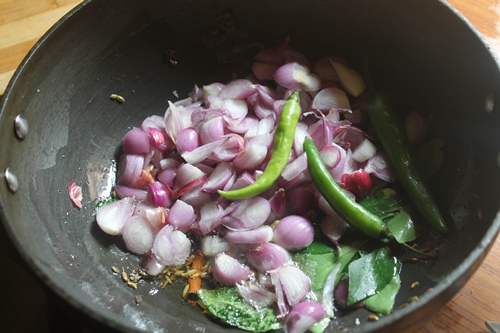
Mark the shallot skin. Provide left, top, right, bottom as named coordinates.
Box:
left=67, top=180, right=83, bottom=209
left=272, top=215, right=314, bottom=251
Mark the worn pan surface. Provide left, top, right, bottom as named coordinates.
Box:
left=1, top=0, right=500, bottom=332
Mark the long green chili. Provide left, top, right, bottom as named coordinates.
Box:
left=366, top=94, right=448, bottom=233
left=218, top=90, right=301, bottom=200
left=303, top=137, right=389, bottom=239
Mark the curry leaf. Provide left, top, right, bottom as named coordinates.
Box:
left=197, top=287, right=281, bottom=332
left=359, top=188, right=405, bottom=220
left=386, top=206, right=418, bottom=243
left=347, top=247, right=400, bottom=306
left=93, top=197, right=118, bottom=214
left=294, top=241, right=363, bottom=296
left=310, top=318, right=331, bottom=333
left=364, top=275, right=401, bottom=315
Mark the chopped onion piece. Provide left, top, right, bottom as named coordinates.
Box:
left=272, top=215, right=314, bottom=251
left=117, top=154, right=144, bottom=187
left=198, top=202, right=225, bottom=235
left=202, top=162, right=235, bottom=192
left=122, top=128, right=150, bottom=154
left=224, top=225, right=273, bottom=244
left=114, top=185, right=148, bottom=201
left=246, top=242, right=291, bottom=273
left=122, top=216, right=155, bottom=255
left=147, top=182, right=173, bottom=207
left=364, top=152, right=397, bottom=182
left=313, top=57, right=339, bottom=82
left=96, top=197, right=136, bottom=236
left=311, top=87, right=351, bottom=111
left=236, top=282, right=276, bottom=309
left=351, top=138, right=377, bottom=163
left=329, top=58, right=366, bottom=97
left=219, top=79, right=257, bottom=99
left=201, top=235, right=230, bottom=257
left=321, top=214, right=347, bottom=248
left=200, top=117, right=225, bottom=144
left=176, top=127, right=200, bottom=153
left=143, top=252, right=166, bottom=276
left=341, top=169, right=372, bottom=199
left=273, top=62, right=321, bottom=91
left=174, top=163, right=206, bottom=189
left=212, top=253, right=251, bottom=285
left=167, top=199, right=195, bottom=233
left=134, top=203, right=167, bottom=234
left=156, top=168, right=177, bottom=188
left=274, top=265, right=311, bottom=307
left=284, top=301, right=326, bottom=333
left=222, top=197, right=271, bottom=230
left=152, top=225, right=191, bottom=266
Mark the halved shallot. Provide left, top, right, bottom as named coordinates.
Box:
left=122, top=216, right=154, bottom=255
left=283, top=301, right=326, bottom=333
left=222, top=197, right=271, bottom=230
left=96, top=196, right=136, bottom=235
left=212, top=253, right=251, bottom=285
left=272, top=215, right=314, bottom=251
left=152, top=225, right=191, bottom=266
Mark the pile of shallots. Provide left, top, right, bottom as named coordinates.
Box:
left=95, top=39, right=411, bottom=332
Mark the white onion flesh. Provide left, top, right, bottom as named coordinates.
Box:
left=224, top=225, right=273, bottom=244
left=96, top=196, right=136, bottom=235
left=212, top=253, right=251, bottom=285
left=152, top=225, right=191, bottom=266
left=122, top=216, right=155, bottom=255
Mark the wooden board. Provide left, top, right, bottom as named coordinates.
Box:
left=0, top=1, right=499, bottom=332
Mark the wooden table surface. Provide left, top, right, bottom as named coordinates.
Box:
left=1, top=0, right=499, bottom=332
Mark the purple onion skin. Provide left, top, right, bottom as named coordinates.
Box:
left=272, top=215, right=314, bottom=251
left=245, top=242, right=291, bottom=273
left=334, top=277, right=364, bottom=310
left=122, top=128, right=150, bottom=154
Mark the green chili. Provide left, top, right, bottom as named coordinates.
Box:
left=366, top=94, right=448, bottom=233
left=303, top=137, right=389, bottom=239
left=218, top=90, right=301, bottom=200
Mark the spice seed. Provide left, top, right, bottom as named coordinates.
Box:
left=407, top=295, right=419, bottom=302
left=111, top=266, right=119, bottom=274
left=477, top=208, right=484, bottom=220
left=116, top=95, right=125, bottom=103
left=182, top=284, right=190, bottom=299
left=399, top=303, right=409, bottom=309
left=368, top=315, right=379, bottom=321
left=410, top=281, right=420, bottom=290
left=121, top=268, right=129, bottom=283
left=127, top=281, right=138, bottom=289
left=135, top=296, right=141, bottom=305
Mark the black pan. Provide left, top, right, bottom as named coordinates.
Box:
left=1, top=0, right=500, bottom=332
